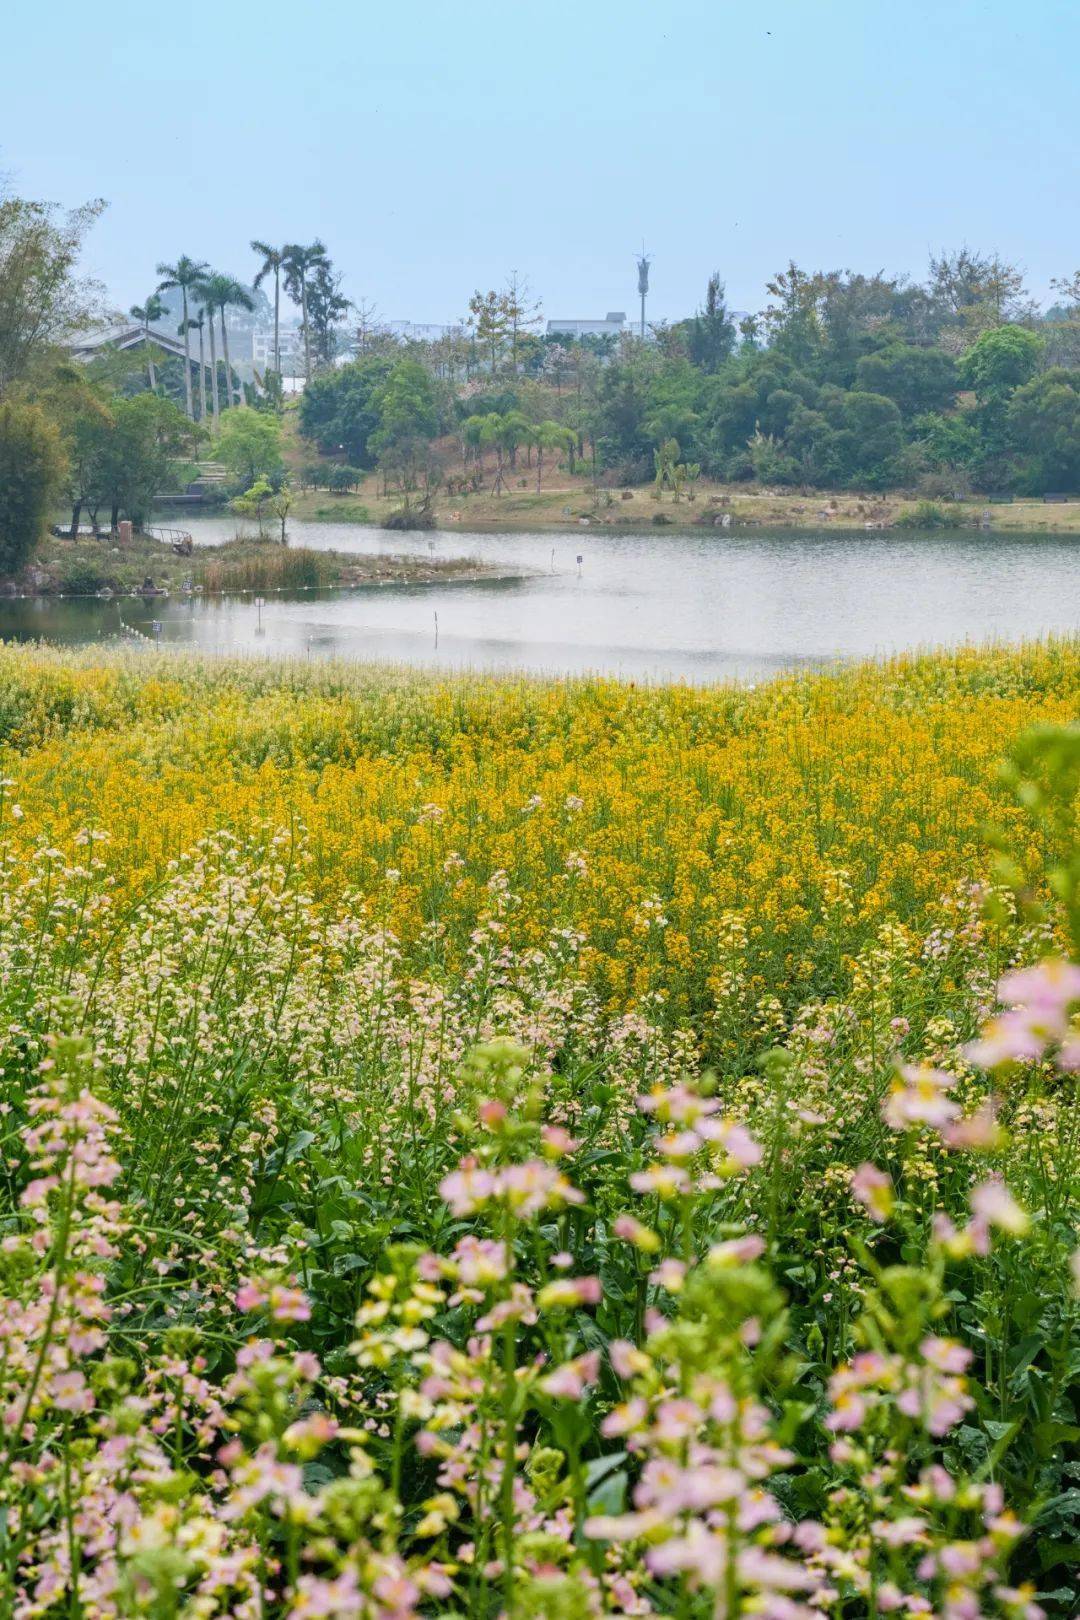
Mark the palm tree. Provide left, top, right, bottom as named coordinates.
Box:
left=533, top=420, right=572, bottom=493
left=129, top=293, right=165, bottom=392
left=155, top=256, right=209, bottom=419
left=199, top=293, right=220, bottom=426
left=282, top=241, right=328, bottom=381
left=251, top=241, right=286, bottom=378
left=179, top=311, right=208, bottom=422
left=199, top=274, right=255, bottom=410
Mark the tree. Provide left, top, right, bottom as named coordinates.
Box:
left=1008, top=369, right=1080, bottom=491
left=961, top=325, right=1044, bottom=401
left=97, top=393, right=191, bottom=529
left=0, top=401, right=66, bottom=573
left=500, top=272, right=541, bottom=375
left=156, top=255, right=209, bottom=420
left=251, top=241, right=286, bottom=377
left=230, top=476, right=274, bottom=538
left=468, top=290, right=507, bottom=372
left=179, top=309, right=208, bottom=423
left=478, top=413, right=508, bottom=494
left=306, top=259, right=351, bottom=368
left=927, top=249, right=1032, bottom=348
left=854, top=344, right=958, bottom=419
left=532, top=420, right=572, bottom=492
left=45, top=374, right=115, bottom=535
left=0, top=194, right=107, bottom=394
left=298, top=356, right=395, bottom=463
left=500, top=409, right=530, bottom=468
left=367, top=360, right=439, bottom=490
left=687, top=273, right=736, bottom=373
left=283, top=241, right=329, bottom=380
left=129, top=292, right=166, bottom=392
left=760, top=261, right=824, bottom=370
left=197, top=273, right=254, bottom=411
left=268, top=482, right=292, bottom=544
left=216, top=409, right=284, bottom=487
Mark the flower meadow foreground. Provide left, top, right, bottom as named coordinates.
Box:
left=0, top=644, right=1077, bottom=1618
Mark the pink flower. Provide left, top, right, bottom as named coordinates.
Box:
left=694, top=1116, right=764, bottom=1169
left=50, top=1370, right=93, bottom=1414
left=969, top=1176, right=1029, bottom=1236
left=537, top=1275, right=601, bottom=1309
left=920, top=1336, right=972, bottom=1375
left=966, top=958, right=1080, bottom=1069
left=540, top=1124, right=579, bottom=1157
left=883, top=1064, right=961, bottom=1130
left=850, top=1162, right=894, bottom=1221
left=539, top=1350, right=600, bottom=1399
left=998, top=958, right=1080, bottom=1011
left=707, top=1234, right=766, bottom=1265
left=941, top=1102, right=1004, bottom=1151
left=650, top=1258, right=687, bottom=1292
left=268, top=1285, right=311, bottom=1323
left=451, top=1236, right=509, bottom=1287
left=609, top=1339, right=649, bottom=1379
left=439, top=1163, right=496, bottom=1216
left=601, top=1398, right=648, bottom=1437
left=288, top=1571, right=363, bottom=1619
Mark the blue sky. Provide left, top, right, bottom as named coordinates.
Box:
left=4, top=0, right=1078, bottom=326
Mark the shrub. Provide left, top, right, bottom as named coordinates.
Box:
left=0, top=401, right=66, bottom=576
left=896, top=498, right=954, bottom=529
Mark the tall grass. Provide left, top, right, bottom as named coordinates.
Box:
left=200, top=545, right=337, bottom=593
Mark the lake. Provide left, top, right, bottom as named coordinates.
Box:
left=6, top=517, right=1080, bottom=682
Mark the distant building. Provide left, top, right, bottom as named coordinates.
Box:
left=546, top=312, right=626, bottom=339
left=251, top=328, right=304, bottom=369
left=69, top=324, right=190, bottom=363
left=383, top=320, right=464, bottom=342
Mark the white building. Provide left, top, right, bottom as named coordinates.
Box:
left=546, top=312, right=627, bottom=339
left=383, top=320, right=464, bottom=342
left=250, top=328, right=304, bottom=368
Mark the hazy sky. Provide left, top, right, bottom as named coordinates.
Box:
left=5, top=0, right=1078, bottom=327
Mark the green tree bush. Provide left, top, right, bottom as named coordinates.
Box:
left=0, top=401, right=66, bottom=573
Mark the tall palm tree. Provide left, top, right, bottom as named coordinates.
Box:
left=155, top=256, right=209, bottom=420
left=198, top=274, right=255, bottom=410
left=179, top=311, right=208, bottom=422
left=129, top=293, right=165, bottom=392
left=202, top=293, right=220, bottom=427
left=251, top=241, right=286, bottom=378
left=282, top=241, right=328, bottom=382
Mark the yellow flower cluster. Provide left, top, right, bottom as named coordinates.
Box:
left=1, top=638, right=1076, bottom=1036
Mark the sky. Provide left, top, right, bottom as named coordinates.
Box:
left=4, top=0, right=1079, bottom=328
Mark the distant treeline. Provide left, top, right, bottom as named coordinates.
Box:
left=301, top=252, right=1080, bottom=497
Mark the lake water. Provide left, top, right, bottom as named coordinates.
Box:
left=6, top=517, right=1080, bottom=682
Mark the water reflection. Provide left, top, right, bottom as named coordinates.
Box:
left=4, top=519, right=1080, bottom=683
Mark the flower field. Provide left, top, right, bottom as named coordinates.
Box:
left=0, top=640, right=1078, bottom=1618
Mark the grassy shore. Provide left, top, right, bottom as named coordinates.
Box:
left=293, top=475, right=1080, bottom=535
left=18, top=527, right=510, bottom=598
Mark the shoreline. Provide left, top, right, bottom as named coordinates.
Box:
left=284, top=482, right=1080, bottom=538
left=15, top=531, right=522, bottom=601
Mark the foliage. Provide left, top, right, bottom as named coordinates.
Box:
left=0, top=192, right=107, bottom=392
left=298, top=356, right=395, bottom=463
left=0, top=643, right=1075, bottom=1615
left=963, top=326, right=1045, bottom=400
left=216, top=408, right=284, bottom=487
left=685, top=272, right=737, bottom=372
left=895, top=498, right=953, bottom=529
left=0, top=400, right=66, bottom=573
